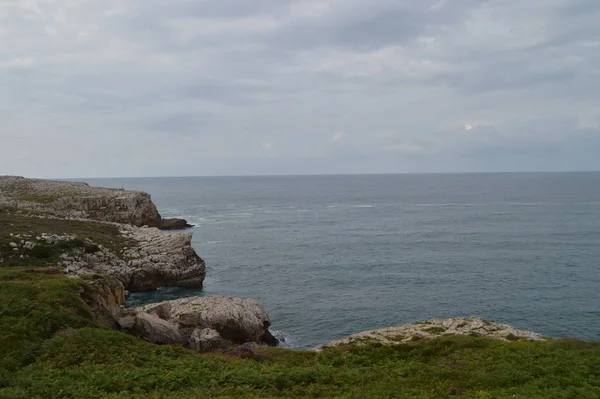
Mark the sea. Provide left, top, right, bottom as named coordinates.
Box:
left=84, top=173, right=600, bottom=349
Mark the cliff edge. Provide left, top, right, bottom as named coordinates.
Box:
left=0, top=176, right=191, bottom=230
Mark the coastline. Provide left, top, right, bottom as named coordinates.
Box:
left=2, top=177, right=600, bottom=397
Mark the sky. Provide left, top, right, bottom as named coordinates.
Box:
left=1, top=0, right=600, bottom=178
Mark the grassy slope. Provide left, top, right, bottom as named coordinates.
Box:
left=1, top=268, right=599, bottom=399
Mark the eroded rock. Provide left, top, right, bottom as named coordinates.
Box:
left=122, top=296, right=277, bottom=351
left=60, top=225, right=206, bottom=291
left=79, top=274, right=126, bottom=329
left=131, top=312, right=185, bottom=345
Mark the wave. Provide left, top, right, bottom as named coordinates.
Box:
left=327, top=204, right=376, bottom=209
left=271, top=330, right=298, bottom=349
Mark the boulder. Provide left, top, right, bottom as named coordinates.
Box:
left=131, top=296, right=278, bottom=351
left=130, top=312, right=185, bottom=345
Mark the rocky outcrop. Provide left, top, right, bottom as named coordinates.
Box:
left=0, top=176, right=191, bottom=230
left=79, top=274, right=126, bottom=329
left=157, top=218, right=194, bottom=230
left=1, top=220, right=205, bottom=291
left=118, top=296, right=277, bottom=351
left=60, top=224, right=206, bottom=291
left=314, top=317, right=545, bottom=351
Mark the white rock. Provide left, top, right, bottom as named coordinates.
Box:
left=314, top=317, right=545, bottom=351
left=133, top=296, right=277, bottom=351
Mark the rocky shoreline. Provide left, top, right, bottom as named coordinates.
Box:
left=64, top=224, right=206, bottom=291
left=1, top=176, right=550, bottom=353
left=314, top=316, right=545, bottom=351
left=0, top=176, right=280, bottom=351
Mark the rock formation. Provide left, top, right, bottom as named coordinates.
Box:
left=60, top=225, right=206, bottom=291
left=314, top=317, right=545, bottom=351
left=118, top=296, right=277, bottom=351
left=0, top=176, right=191, bottom=230
left=79, top=274, right=126, bottom=329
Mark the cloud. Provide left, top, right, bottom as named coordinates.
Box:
left=332, top=132, right=346, bottom=142
left=261, top=141, right=276, bottom=150
left=2, top=57, right=35, bottom=68
left=0, top=0, right=599, bottom=177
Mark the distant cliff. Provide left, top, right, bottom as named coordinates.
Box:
left=0, top=176, right=191, bottom=230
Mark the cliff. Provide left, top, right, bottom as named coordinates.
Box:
left=0, top=176, right=191, bottom=230
left=0, top=177, right=205, bottom=291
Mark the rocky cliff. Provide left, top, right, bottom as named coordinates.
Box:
left=0, top=177, right=205, bottom=291
left=0, top=176, right=190, bottom=230
left=60, top=224, right=206, bottom=291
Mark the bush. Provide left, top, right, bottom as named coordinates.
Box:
left=85, top=244, right=101, bottom=254
left=30, top=244, right=54, bottom=259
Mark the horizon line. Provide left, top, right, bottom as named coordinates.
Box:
left=51, top=170, right=600, bottom=180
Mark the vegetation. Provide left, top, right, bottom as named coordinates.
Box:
left=1, top=267, right=599, bottom=398
left=423, top=326, right=447, bottom=334
left=0, top=209, right=136, bottom=267
left=18, top=194, right=57, bottom=204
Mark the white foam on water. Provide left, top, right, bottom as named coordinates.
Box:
left=410, top=203, right=485, bottom=207
left=327, top=204, right=376, bottom=209
left=271, top=330, right=298, bottom=349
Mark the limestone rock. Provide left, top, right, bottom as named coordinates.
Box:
left=314, top=316, right=545, bottom=351
left=131, top=296, right=277, bottom=351
left=60, top=225, right=206, bottom=292
left=79, top=275, right=126, bottom=329
left=0, top=176, right=191, bottom=230
left=166, top=296, right=276, bottom=345
left=189, top=328, right=231, bottom=352
left=131, top=312, right=185, bottom=345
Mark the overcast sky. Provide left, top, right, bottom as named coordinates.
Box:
left=1, top=0, right=599, bottom=178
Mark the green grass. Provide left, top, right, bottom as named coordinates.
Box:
left=18, top=195, right=57, bottom=204
left=0, top=267, right=95, bottom=387
left=1, top=267, right=599, bottom=398
left=0, top=209, right=136, bottom=267
left=423, top=326, right=447, bottom=335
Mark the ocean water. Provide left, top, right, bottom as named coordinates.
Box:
left=86, top=173, right=600, bottom=349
